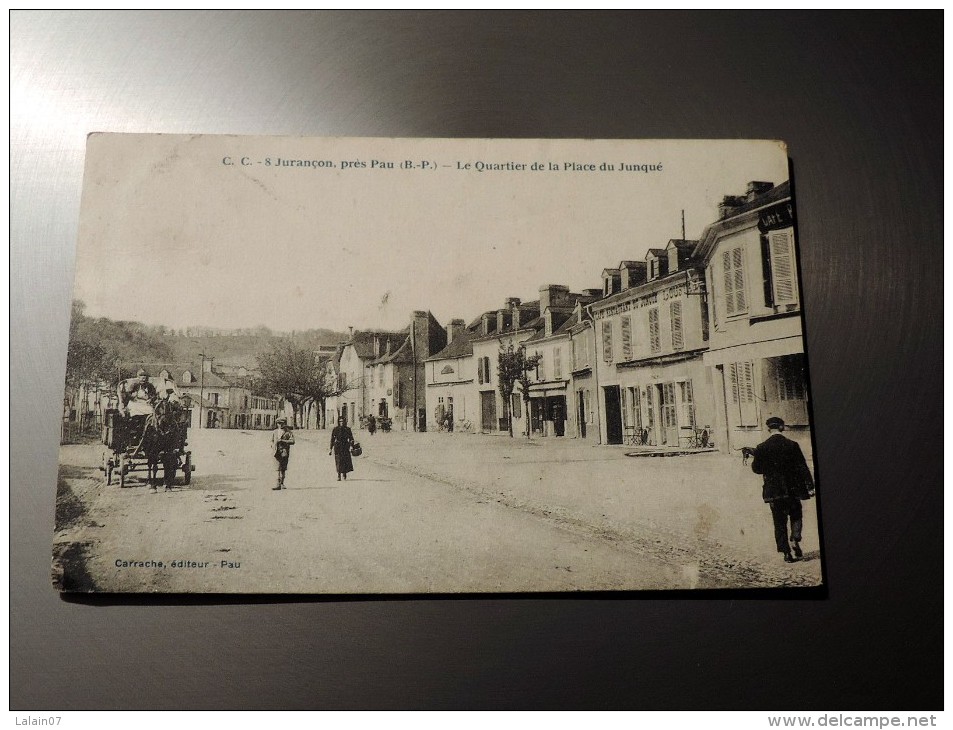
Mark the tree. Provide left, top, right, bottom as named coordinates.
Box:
left=497, top=342, right=542, bottom=438
left=256, top=342, right=352, bottom=428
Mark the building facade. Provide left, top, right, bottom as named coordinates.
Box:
left=694, top=180, right=812, bottom=456
left=327, top=312, right=447, bottom=431
left=591, top=243, right=716, bottom=447
left=424, top=319, right=479, bottom=432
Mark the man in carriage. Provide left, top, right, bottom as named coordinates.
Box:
left=118, top=368, right=158, bottom=417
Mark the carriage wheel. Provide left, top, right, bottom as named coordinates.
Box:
left=119, top=454, right=127, bottom=488
left=183, top=453, right=192, bottom=485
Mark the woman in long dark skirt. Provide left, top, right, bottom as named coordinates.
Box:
left=329, top=416, right=355, bottom=481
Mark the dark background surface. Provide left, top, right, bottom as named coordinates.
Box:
left=11, top=11, right=942, bottom=709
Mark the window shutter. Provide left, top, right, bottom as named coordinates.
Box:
left=649, top=308, right=661, bottom=353
left=729, top=363, right=740, bottom=404
left=732, top=247, right=747, bottom=312
left=554, top=347, right=562, bottom=379
left=621, top=316, right=632, bottom=360
left=670, top=301, right=683, bottom=350
left=769, top=230, right=797, bottom=305
left=742, top=361, right=755, bottom=402
left=602, top=321, right=613, bottom=363
left=478, top=357, right=484, bottom=384
left=722, top=250, right=735, bottom=316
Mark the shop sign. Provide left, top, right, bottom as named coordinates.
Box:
left=758, top=201, right=795, bottom=232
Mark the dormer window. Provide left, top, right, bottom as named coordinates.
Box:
left=182, top=370, right=193, bottom=384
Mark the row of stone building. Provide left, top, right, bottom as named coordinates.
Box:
left=323, top=179, right=812, bottom=456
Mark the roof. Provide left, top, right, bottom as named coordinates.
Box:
left=347, top=329, right=409, bottom=360
left=522, top=309, right=576, bottom=344
left=693, top=181, right=791, bottom=262
left=646, top=248, right=667, bottom=257
left=718, top=180, right=790, bottom=221
left=426, top=326, right=480, bottom=361
left=369, top=337, right=414, bottom=365
left=589, top=267, right=700, bottom=311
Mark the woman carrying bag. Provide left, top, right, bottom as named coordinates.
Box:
left=329, top=415, right=356, bottom=481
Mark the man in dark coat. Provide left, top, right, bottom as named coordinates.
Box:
left=743, top=417, right=816, bottom=563
left=329, top=416, right=355, bottom=481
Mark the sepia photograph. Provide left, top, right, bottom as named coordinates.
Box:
left=53, top=134, right=821, bottom=593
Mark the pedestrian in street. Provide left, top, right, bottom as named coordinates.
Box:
left=271, top=416, right=295, bottom=490
left=329, top=415, right=355, bottom=481
left=742, top=417, right=816, bottom=563
left=367, top=414, right=377, bottom=436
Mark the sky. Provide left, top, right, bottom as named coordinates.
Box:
left=73, top=135, right=790, bottom=333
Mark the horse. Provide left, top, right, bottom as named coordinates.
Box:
left=134, top=399, right=181, bottom=491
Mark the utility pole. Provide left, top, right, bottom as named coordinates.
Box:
left=411, top=320, right=418, bottom=432
left=198, top=353, right=206, bottom=429
left=681, top=209, right=686, bottom=241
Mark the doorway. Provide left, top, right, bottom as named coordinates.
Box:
left=604, top=386, right=623, bottom=445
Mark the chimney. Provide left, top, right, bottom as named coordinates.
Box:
left=411, top=311, right=432, bottom=360
left=348, top=326, right=354, bottom=340
left=446, top=318, right=465, bottom=344
left=481, top=313, right=491, bottom=336
left=746, top=181, right=774, bottom=201
left=719, top=194, right=748, bottom=219
left=508, top=298, right=522, bottom=330
left=539, top=284, right=570, bottom=312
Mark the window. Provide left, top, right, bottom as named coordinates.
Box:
left=621, top=315, right=633, bottom=360
left=661, top=383, right=678, bottom=430
left=537, top=352, right=545, bottom=381
left=211, top=392, right=219, bottom=406
left=679, top=380, right=696, bottom=428
left=602, top=321, right=613, bottom=363
left=723, top=246, right=747, bottom=316
left=478, top=356, right=491, bottom=385
left=768, top=230, right=797, bottom=306
left=554, top=347, right=562, bottom=379
left=645, top=386, right=655, bottom=430
left=670, top=301, right=684, bottom=350
left=776, top=356, right=806, bottom=401
left=378, top=365, right=384, bottom=387
left=649, top=308, right=661, bottom=353
left=574, top=333, right=590, bottom=370
left=728, top=361, right=758, bottom=426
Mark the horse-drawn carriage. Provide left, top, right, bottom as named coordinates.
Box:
left=100, top=397, right=194, bottom=489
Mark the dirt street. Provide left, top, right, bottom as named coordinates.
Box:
left=52, top=427, right=822, bottom=593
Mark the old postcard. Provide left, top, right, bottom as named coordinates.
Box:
left=53, top=135, right=821, bottom=593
